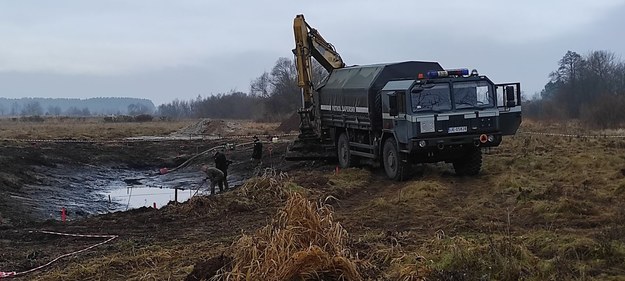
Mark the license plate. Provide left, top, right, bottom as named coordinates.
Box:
left=448, top=126, right=467, bottom=133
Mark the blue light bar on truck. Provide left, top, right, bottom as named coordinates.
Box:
left=426, top=68, right=470, bottom=79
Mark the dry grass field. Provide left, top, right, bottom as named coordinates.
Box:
left=0, top=117, right=280, bottom=140
left=0, top=117, right=193, bottom=139
left=2, top=119, right=625, bottom=280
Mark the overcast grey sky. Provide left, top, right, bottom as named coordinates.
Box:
left=1, top=0, right=625, bottom=105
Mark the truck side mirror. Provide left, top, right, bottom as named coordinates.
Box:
left=389, top=94, right=398, bottom=116
left=505, top=86, right=516, bottom=107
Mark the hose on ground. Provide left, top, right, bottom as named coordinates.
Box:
left=166, top=141, right=256, bottom=173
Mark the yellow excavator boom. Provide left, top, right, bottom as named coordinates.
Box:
left=292, top=14, right=345, bottom=107
left=286, top=14, right=345, bottom=160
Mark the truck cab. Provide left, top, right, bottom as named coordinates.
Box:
left=381, top=68, right=521, bottom=178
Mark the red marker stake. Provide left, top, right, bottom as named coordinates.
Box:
left=61, top=207, right=66, bottom=222
left=153, top=202, right=157, bottom=209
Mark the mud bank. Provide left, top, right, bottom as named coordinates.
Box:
left=0, top=140, right=289, bottom=225
left=9, top=165, right=205, bottom=221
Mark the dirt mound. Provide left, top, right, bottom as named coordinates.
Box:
left=175, top=119, right=240, bottom=136
left=200, top=193, right=362, bottom=281
left=276, top=112, right=300, bottom=133
left=184, top=254, right=232, bottom=281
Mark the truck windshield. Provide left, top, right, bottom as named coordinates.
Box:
left=452, top=81, right=494, bottom=109
left=411, top=84, right=451, bottom=112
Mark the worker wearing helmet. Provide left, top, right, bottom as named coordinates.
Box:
left=201, top=165, right=225, bottom=195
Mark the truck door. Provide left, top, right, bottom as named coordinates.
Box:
left=496, top=83, right=522, bottom=135
left=384, top=91, right=409, bottom=144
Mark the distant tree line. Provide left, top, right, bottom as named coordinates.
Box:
left=525, top=50, right=625, bottom=128
left=0, top=97, right=155, bottom=117
left=157, top=57, right=327, bottom=120
left=158, top=92, right=263, bottom=119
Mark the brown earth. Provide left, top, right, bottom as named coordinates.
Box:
left=276, top=111, right=300, bottom=133
left=174, top=119, right=235, bottom=136
left=174, top=119, right=279, bottom=137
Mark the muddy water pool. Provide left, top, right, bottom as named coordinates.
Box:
left=12, top=165, right=246, bottom=221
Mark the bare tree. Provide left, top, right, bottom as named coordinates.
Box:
left=529, top=50, right=625, bottom=127
left=550, top=50, right=583, bottom=84
left=250, top=72, right=271, bottom=98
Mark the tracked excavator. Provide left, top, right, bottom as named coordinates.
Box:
left=286, top=14, right=522, bottom=180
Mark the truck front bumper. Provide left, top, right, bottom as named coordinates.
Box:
left=408, top=133, right=502, bottom=152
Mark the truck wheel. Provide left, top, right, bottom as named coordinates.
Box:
left=453, top=148, right=482, bottom=176
left=337, top=133, right=352, bottom=168
left=383, top=138, right=406, bottom=181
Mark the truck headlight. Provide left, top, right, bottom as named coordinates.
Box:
left=487, top=135, right=494, bottom=142
left=418, top=140, right=427, bottom=148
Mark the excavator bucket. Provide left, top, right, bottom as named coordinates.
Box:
left=285, top=109, right=336, bottom=161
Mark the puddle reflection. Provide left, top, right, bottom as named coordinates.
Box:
left=103, top=186, right=208, bottom=209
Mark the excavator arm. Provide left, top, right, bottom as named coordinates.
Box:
left=286, top=14, right=345, bottom=160
left=293, top=14, right=345, bottom=108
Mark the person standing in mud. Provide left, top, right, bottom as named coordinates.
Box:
left=201, top=165, right=224, bottom=195
left=213, top=150, right=231, bottom=190
left=251, top=136, right=263, bottom=165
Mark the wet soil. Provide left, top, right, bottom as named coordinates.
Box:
left=0, top=137, right=337, bottom=279
left=0, top=140, right=291, bottom=225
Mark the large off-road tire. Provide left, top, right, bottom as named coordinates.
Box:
left=337, top=133, right=353, bottom=168
left=383, top=138, right=407, bottom=181
left=453, top=148, right=482, bottom=176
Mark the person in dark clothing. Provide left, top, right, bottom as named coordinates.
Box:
left=251, top=136, right=263, bottom=165
left=213, top=151, right=231, bottom=189
left=201, top=165, right=225, bottom=195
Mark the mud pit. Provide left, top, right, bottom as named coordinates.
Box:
left=0, top=139, right=289, bottom=225
left=15, top=166, right=208, bottom=220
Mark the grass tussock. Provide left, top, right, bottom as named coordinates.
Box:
left=385, top=254, right=429, bottom=281
left=31, top=241, right=222, bottom=281
left=397, top=181, right=445, bottom=202
left=167, top=169, right=296, bottom=216
left=356, top=231, right=430, bottom=281
left=235, top=169, right=295, bottom=201
left=213, top=193, right=362, bottom=281
left=329, top=168, right=372, bottom=195
left=428, top=235, right=538, bottom=281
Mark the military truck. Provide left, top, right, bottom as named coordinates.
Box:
left=287, top=15, right=522, bottom=180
